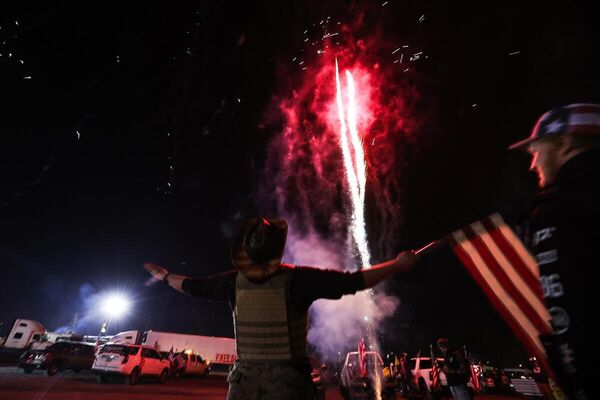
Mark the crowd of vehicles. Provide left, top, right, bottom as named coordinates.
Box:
left=0, top=319, right=235, bottom=384
left=0, top=318, right=547, bottom=396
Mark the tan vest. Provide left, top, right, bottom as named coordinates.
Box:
left=234, top=267, right=308, bottom=362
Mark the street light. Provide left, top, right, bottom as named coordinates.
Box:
left=101, top=293, right=131, bottom=318
left=98, top=292, right=131, bottom=335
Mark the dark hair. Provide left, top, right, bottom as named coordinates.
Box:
left=244, top=218, right=285, bottom=263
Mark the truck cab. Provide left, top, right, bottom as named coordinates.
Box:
left=4, top=319, right=46, bottom=349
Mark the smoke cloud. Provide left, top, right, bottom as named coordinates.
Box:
left=257, top=8, right=423, bottom=361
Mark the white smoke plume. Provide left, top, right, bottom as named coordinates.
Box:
left=282, top=219, right=400, bottom=362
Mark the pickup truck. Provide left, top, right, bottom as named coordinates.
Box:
left=339, top=351, right=398, bottom=400
left=409, top=357, right=449, bottom=400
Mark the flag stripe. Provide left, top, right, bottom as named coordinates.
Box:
left=570, top=113, right=600, bottom=125
left=477, top=219, right=551, bottom=326
left=489, top=214, right=540, bottom=280
left=482, top=215, right=541, bottom=293
left=470, top=364, right=481, bottom=391
left=450, top=214, right=556, bottom=380
left=451, top=230, right=547, bottom=359
left=566, top=125, right=600, bottom=135
left=461, top=225, right=550, bottom=334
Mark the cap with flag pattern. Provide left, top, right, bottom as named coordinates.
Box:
left=509, top=103, right=600, bottom=149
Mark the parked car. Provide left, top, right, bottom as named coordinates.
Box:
left=409, top=357, right=448, bottom=399
left=92, top=343, right=170, bottom=385
left=503, top=368, right=543, bottom=397
left=18, top=341, right=96, bottom=376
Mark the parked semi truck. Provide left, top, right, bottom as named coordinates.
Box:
left=140, top=330, right=236, bottom=365
left=2, top=319, right=46, bottom=349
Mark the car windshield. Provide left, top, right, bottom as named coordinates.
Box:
left=46, top=342, right=70, bottom=352
left=347, top=353, right=382, bottom=375
left=99, top=345, right=139, bottom=355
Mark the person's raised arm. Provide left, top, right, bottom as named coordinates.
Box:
left=361, top=250, right=416, bottom=288
left=144, top=262, right=188, bottom=293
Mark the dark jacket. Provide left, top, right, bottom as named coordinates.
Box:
left=442, top=347, right=470, bottom=386
left=525, top=147, right=600, bottom=399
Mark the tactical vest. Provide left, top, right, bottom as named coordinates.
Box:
left=234, top=267, right=308, bottom=362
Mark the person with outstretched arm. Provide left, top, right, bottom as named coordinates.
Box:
left=145, top=217, right=417, bottom=400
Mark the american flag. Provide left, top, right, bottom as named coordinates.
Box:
left=358, top=338, right=367, bottom=378
left=450, top=213, right=554, bottom=375
left=469, top=363, right=480, bottom=392
left=429, top=345, right=441, bottom=392
left=464, top=346, right=481, bottom=392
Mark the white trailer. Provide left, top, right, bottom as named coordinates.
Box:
left=140, top=330, right=236, bottom=365
left=3, top=319, right=46, bottom=349
left=109, top=330, right=140, bottom=344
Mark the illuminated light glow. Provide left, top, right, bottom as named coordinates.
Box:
left=335, top=60, right=371, bottom=267
left=346, top=70, right=371, bottom=266
left=100, top=293, right=131, bottom=319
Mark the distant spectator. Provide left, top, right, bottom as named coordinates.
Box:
left=437, top=338, right=472, bottom=400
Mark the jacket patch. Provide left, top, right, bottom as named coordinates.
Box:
left=533, top=227, right=556, bottom=246
left=536, top=249, right=558, bottom=265
left=540, top=274, right=564, bottom=298
left=549, top=306, right=570, bottom=334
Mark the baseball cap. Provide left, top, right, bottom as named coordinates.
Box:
left=509, top=103, right=600, bottom=150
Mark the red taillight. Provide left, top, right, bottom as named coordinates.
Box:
left=122, top=355, right=129, bottom=364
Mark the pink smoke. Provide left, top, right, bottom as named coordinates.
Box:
left=258, top=12, right=422, bottom=361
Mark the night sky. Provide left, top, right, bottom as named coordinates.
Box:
left=1, top=1, right=598, bottom=367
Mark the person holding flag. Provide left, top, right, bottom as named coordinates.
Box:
left=463, top=345, right=481, bottom=393
left=167, top=346, right=175, bottom=376
left=144, top=217, right=417, bottom=400
left=431, top=103, right=599, bottom=399
left=429, top=344, right=442, bottom=394
left=507, top=103, right=600, bottom=399
left=437, top=338, right=472, bottom=400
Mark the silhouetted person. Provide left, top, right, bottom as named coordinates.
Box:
left=509, top=103, right=600, bottom=399
left=145, top=217, right=417, bottom=400
left=437, top=338, right=472, bottom=400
